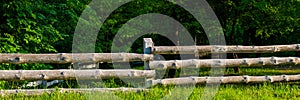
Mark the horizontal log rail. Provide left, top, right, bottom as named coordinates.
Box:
left=152, top=44, right=300, bottom=54
left=0, top=69, right=155, bottom=81
left=0, top=53, right=153, bottom=64
left=148, top=74, right=300, bottom=86
left=0, top=88, right=147, bottom=96
left=149, top=57, right=300, bottom=69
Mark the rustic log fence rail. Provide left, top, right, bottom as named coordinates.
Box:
left=152, top=44, right=300, bottom=54
left=0, top=53, right=153, bottom=64
left=148, top=74, right=300, bottom=86
left=0, top=69, right=155, bottom=81
left=149, top=57, right=300, bottom=69
left=0, top=38, right=300, bottom=96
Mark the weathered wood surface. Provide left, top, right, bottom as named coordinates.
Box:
left=0, top=53, right=153, bottom=64
left=0, top=88, right=147, bottom=96
left=153, top=44, right=300, bottom=54
left=143, top=38, right=154, bottom=70
left=148, top=74, right=300, bottom=86
left=149, top=57, right=300, bottom=69
left=0, top=69, right=155, bottom=81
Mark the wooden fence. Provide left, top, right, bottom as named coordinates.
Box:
left=0, top=38, right=300, bottom=95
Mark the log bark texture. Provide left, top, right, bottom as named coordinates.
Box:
left=0, top=53, right=153, bottom=64
left=148, top=74, right=300, bottom=86
left=153, top=44, right=300, bottom=54
left=149, top=57, right=300, bottom=69
left=0, top=69, right=155, bottom=81
left=0, top=88, right=147, bottom=96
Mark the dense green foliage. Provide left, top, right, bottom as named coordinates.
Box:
left=1, top=0, right=299, bottom=55
left=1, top=0, right=299, bottom=56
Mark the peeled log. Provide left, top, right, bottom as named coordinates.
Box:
left=149, top=57, right=300, bottom=69
left=148, top=74, right=300, bottom=86
left=0, top=88, right=147, bottom=96
left=0, top=53, right=153, bottom=64
left=153, top=44, right=300, bottom=54
left=0, top=69, right=155, bottom=81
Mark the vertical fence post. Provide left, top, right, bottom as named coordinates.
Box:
left=143, top=38, right=153, bottom=70
left=144, top=38, right=155, bottom=88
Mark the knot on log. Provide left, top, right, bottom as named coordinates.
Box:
left=10, top=57, right=21, bottom=63
left=59, top=53, right=70, bottom=63
left=15, top=70, right=23, bottom=80
left=243, top=75, right=249, bottom=83
left=152, top=48, right=156, bottom=53
left=289, top=58, right=294, bottom=63
left=296, top=45, right=299, bottom=50
left=282, top=75, right=289, bottom=81
left=190, top=76, right=196, bottom=81
left=214, top=60, right=222, bottom=66
left=265, top=76, right=273, bottom=82
left=15, top=90, right=19, bottom=93
left=270, top=57, right=277, bottom=65
left=258, top=59, right=264, bottom=65
left=40, top=74, right=46, bottom=79
left=15, top=74, right=21, bottom=80
left=60, top=72, right=64, bottom=76
left=212, top=46, right=226, bottom=53
left=219, top=78, right=223, bottom=83
left=205, top=77, right=209, bottom=83
left=273, top=47, right=279, bottom=52
left=171, top=61, right=177, bottom=69
left=242, top=59, right=248, bottom=66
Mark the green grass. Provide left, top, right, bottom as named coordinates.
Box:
left=1, top=83, right=300, bottom=100
left=1, top=66, right=300, bottom=100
